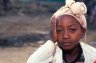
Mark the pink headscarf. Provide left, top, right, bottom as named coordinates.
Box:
left=51, top=0, right=87, bottom=29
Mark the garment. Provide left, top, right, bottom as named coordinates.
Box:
left=63, top=44, right=85, bottom=63
left=27, top=40, right=96, bottom=63
left=51, top=0, right=87, bottom=29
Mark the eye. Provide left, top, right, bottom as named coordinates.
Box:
left=69, top=28, right=77, bottom=33
left=57, top=29, right=64, bottom=33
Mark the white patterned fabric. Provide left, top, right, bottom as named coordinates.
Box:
left=27, top=40, right=96, bottom=63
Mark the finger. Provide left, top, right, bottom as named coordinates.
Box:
left=50, top=17, right=57, bottom=42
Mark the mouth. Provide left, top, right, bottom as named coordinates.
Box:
left=61, top=42, right=72, bottom=46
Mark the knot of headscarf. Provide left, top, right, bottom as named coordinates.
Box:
left=51, top=0, right=87, bottom=29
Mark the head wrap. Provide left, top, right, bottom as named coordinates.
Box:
left=51, top=0, right=87, bottom=29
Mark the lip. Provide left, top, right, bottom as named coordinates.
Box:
left=61, top=42, right=72, bottom=46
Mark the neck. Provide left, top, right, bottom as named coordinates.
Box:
left=63, top=44, right=79, bottom=54
left=63, top=44, right=81, bottom=63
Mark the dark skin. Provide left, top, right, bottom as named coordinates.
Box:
left=50, top=15, right=86, bottom=63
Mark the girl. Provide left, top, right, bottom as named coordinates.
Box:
left=27, top=0, right=96, bottom=63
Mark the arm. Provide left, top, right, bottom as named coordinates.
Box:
left=27, top=40, right=57, bottom=63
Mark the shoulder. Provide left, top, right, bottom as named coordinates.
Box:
left=80, top=42, right=96, bottom=59
left=80, top=42, right=96, bottom=52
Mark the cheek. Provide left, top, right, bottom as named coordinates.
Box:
left=71, top=32, right=83, bottom=42
left=57, top=34, right=62, bottom=41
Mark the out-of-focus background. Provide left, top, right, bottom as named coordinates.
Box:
left=0, top=0, right=96, bottom=63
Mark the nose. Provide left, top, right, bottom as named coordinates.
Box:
left=62, top=31, right=70, bottom=39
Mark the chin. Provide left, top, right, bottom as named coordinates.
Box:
left=62, top=47, right=73, bottom=51
left=59, top=45, right=72, bottom=50
left=61, top=47, right=76, bottom=54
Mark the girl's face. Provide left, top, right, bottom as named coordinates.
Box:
left=56, top=15, right=86, bottom=50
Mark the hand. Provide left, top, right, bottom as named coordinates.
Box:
left=50, top=16, right=57, bottom=43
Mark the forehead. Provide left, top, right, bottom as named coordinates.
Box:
left=56, top=15, right=81, bottom=27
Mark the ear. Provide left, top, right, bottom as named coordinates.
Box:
left=81, top=28, right=86, bottom=38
